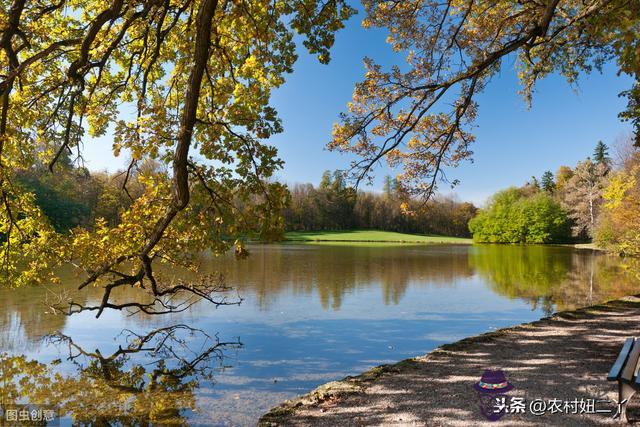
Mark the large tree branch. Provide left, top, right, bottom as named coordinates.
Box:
left=337, top=0, right=565, bottom=198
left=140, top=0, right=219, bottom=257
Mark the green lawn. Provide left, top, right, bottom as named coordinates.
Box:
left=284, top=230, right=472, bottom=244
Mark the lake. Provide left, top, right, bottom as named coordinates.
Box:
left=1, top=244, right=639, bottom=425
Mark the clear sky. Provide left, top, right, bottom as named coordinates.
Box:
left=83, top=8, right=634, bottom=206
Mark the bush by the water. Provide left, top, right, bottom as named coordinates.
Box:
left=469, top=188, right=571, bottom=243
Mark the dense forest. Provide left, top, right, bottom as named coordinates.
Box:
left=283, top=171, right=477, bottom=237
left=15, top=155, right=157, bottom=233
left=14, top=158, right=477, bottom=239
left=13, top=139, right=640, bottom=252
left=470, top=139, right=640, bottom=255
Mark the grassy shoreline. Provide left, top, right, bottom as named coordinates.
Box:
left=281, top=230, right=606, bottom=250
left=284, top=230, right=472, bottom=245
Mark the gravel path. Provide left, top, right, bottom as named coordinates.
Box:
left=259, top=295, right=640, bottom=426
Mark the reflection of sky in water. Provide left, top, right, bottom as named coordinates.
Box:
left=2, top=244, right=640, bottom=425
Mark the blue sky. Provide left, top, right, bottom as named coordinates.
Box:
left=83, top=9, right=634, bottom=206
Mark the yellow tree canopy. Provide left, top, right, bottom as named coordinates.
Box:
left=329, top=0, right=640, bottom=200
left=0, top=0, right=354, bottom=315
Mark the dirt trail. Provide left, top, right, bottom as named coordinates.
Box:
left=259, top=295, right=640, bottom=426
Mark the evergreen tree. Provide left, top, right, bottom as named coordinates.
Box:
left=593, top=141, right=611, bottom=166
left=383, top=175, right=395, bottom=198
left=541, top=171, right=556, bottom=193
left=332, top=170, right=346, bottom=192
left=319, top=170, right=333, bottom=190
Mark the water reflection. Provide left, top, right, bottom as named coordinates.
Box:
left=217, top=245, right=473, bottom=309
left=212, top=244, right=640, bottom=314
left=2, top=245, right=640, bottom=351
left=469, top=245, right=640, bottom=313
left=0, top=325, right=240, bottom=425
left=2, top=244, right=640, bottom=424
left=1, top=284, right=67, bottom=351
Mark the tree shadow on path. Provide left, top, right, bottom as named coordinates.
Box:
left=260, top=296, right=640, bottom=426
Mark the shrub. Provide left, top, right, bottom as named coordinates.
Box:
left=469, top=188, right=570, bottom=243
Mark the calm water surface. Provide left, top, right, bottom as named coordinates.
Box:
left=1, top=244, right=640, bottom=425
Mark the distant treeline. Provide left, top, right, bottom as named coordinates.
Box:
left=15, top=158, right=151, bottom=232
left=15, top=160, right=477, bottom=239
left=469, top=139, right=640, bottom=255
left=284, top=171, right=477, bottom=237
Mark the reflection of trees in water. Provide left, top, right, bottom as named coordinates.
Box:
left=208, top=245, right=474, bottom=310
left=2, top=246, right=474, bottom=347
left=0, top=325, right=240, bottom=425
left=0, top=264, right=229, bottom=351
left=0, top=280, right=143, bottom=351
left=469, top=246, right=640, bottom=313
left=0, top=284, right=67, bottom=351
left=556, top=254, right=640, bottom=311
left=4, top=245, right=639, bottom=349
left=468, top=246, right=570, bottom=315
